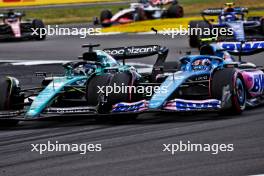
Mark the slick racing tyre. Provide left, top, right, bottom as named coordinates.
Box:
left=32, top=19, right=46, bottom=41
left=134, top=8, right=147, bottom=21
left=211, top=68, right=246, bottom=115
left=167, top=4, right=184, bottom=18
left=188, top=20, right=210, bottom=48
left=261, top=18, right=264, bottom=35
left=106, top=72, right=139, bottom=118
left=86, top=74, right=112, bottom=106
left=100, top=10, right=113, bottom=27
left=107, top=72, right=135, bottom=106
left=0, top=78, right=19, bottom=126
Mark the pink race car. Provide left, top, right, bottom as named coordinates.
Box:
left=0, top=10, right=46, bottom=41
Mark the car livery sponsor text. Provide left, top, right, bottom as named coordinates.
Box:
left=219, top=41, right=264, bottom=52
left=103, top=45, right=159, bottom=57
left=251, top=74, right=264, bottom=93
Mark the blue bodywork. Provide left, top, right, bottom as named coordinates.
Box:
left=202, top=6, right=262, bottom=42
left=149, top=55, right=225, bottom=110
left=218, top=11, right=246, bottom=41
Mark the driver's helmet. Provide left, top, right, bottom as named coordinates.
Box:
left=7, top=10, right=16, bottom=18
left=224, top=7, right=235, bottom=13
left=224, top=2, right=235, bottom=12
left=192, top=59, right=211, bottom=71
left=138, top=0, right=149, bottom=4
left=221, top=3, right=237, bottom=21
left=73, top=63, right=96, bottom=75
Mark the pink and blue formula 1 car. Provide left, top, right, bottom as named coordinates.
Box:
left=113, top=40, right=264, bottom=115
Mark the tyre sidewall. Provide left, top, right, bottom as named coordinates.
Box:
left=211, top=68, right=246, bottom=114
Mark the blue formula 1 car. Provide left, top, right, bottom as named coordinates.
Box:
left=189, top=2, right=264, bottom=47
left=113, top=39, right=264, bottom=115
left=0, top=44, right=169, bottom=125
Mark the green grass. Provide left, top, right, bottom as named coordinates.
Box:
left=102, top=10, right=264, bottom=33
left=25, top=4, right=126, bottom=24
left=7, top=0, right=264, bottom=25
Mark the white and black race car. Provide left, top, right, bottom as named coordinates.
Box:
left=94, top=0, right=184, bottom=27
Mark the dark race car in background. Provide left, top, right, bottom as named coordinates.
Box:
left=94, top=0, right=184, bottom=27
left=0, top=10, right=46, bottom=41
left=189, top=2, right=264, bottom=47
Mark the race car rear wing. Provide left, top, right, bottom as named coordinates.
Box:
left=0, top=12, right=25, bottom=18
left=103, top=45, right=162, bottom=60
left=202, top=7, right=248, bottom=16
left=217, top=41, right=264, bottom=56
left=200, top=38, right=264, bottom=62
left=103, top=45, right=169, bottom=81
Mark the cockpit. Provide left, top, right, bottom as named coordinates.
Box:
left=180, top=56, right=223, bottom=72
left=72, top=50, right=119, bottom=76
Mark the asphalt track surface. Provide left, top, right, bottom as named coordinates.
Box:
left=0, top=31, right=264, bottom=176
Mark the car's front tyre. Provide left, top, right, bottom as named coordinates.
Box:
left=100, top=10, right=113, bottom=27
left=211, top=68, right=246, bottom=115
left=32, top=19, right=46, bottom=40
left=261, top=18, right=264, bottom=35
left=188, top=20, right=210, bottom=48
left=0, top=78, right=20, bottom=126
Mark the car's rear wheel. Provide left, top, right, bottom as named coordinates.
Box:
left=86, top=74, right=112, bottom=106
left=32, top=19, right=46, bottom=41
left=167, top=4, right=184, bottom=18
left=134, top=8, right=147, bottom=21
left=105, top=72, right=139, bottom=118
left=0, top=78, right=19, bottom=126
left=247, top=16, right=262, bottom=21
left=211, top=68, right=246, bottom=115
left=87, top=72, right=139, bottom=118
left=107, top=72, right=134, bottom=105
left=261, top=18, right=264, bottom=35
left=188, top=20, right=210, bottom=48
left=100, top=10, right=113, bottom=27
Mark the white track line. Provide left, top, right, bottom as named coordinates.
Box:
left=0, top=60, right=70, bottom=66
left=0, top=60, right=153, bottom=72
left=99, top=29, right=187, bottom=36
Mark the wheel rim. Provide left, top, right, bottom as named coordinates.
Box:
left=235, top=78, right=246, bottom=108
